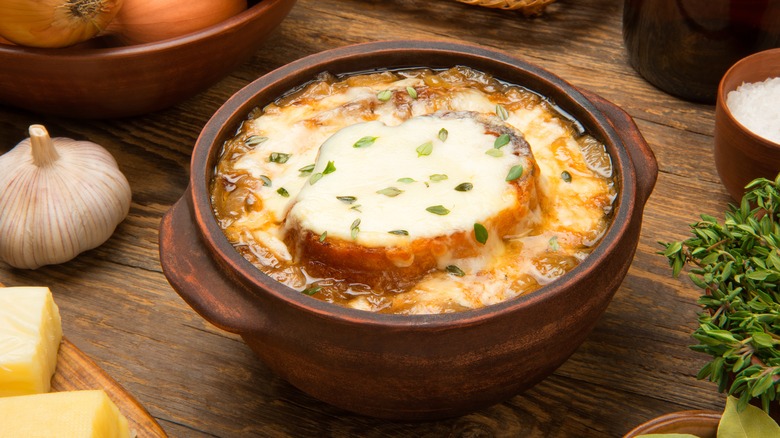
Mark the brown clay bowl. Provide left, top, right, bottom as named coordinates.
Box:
left=159, top=40, right=658, bottom=420
left=623, top=410, right=721, bottom=438
left=0, top=0, right=296, bottom=119
left=715, top=48, right=780, bottom=201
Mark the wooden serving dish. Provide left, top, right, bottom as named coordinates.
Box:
left=52, top=338, right=167, bottom=438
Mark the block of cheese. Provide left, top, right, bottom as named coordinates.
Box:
left=0, top=389, right=130, bottom=438
left=0, top=286, right=62, bottom=396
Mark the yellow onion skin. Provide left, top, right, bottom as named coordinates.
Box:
left=0, top=0, right=123, bottom=48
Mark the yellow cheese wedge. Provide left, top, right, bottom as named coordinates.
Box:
left=0, top=286, right=62, bottom=396
left=0, top=389, right=131, bottom=438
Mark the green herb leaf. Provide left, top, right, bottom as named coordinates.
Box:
left=426, top=205, right=450, bottom=215
left=549, top=235, right=560, bottom=251
left=561, top=170, right=573, bottom=183
left=429, top=174, right=448, bottom=182
left=377, top=187, right=403, bottom=197
left=277, top=187, right=289, bottom=197
left=259, top=175, right=272, bottom=187
left=309, top=173, right=323, bottom=185
left=377, top=90, right=392, bottom=101
left=397, top=177, right=416, bottom=184
left=416, top=141, right=433, bottom=157
left=323, top=161, right=336, bottom=175
left=485, top=148, right=503, bottom=158
left=494, top=134, right=511, bottom=149
left=354, top=136, right=378, bottom=148
left=302, top=285, right=321, bottom=296
left=337, top=196, right=357, bottom=204
left=406, top=86, right=418, bottom=99
left=474, top=223, right=488, bottom=244
left=319, top=231, right=327, bottom=242
left=388, top=230, right=409, bottom=236
left=298, top=163, right=315, bottom=174
left=350, top=204, right=362, bottom=212
left=455, top=182, right=473, bottom=192
left=495, top=104, right=509, bottom=121
left=446, top=265, right=465, bottom=277
left=245, top=135, right=268, bottom=146
left=438, top=128, right=448, bottom=142
left=269, top=152, right=291, bottom=163
left=506, top=165, right=524, bottom=181
left=350, top=218, right=361, bottom=239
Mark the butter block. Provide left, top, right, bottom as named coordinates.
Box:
left=0, top=286, right=62, bottom=396
left=0, top=389, right=130, bottom=438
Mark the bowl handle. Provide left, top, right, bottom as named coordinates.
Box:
left=159, top=190, right=265, bottom=334
left=583, top=91, right=658, bottom=205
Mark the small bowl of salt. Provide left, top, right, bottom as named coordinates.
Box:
left=714, top=48, right=780, bottom=201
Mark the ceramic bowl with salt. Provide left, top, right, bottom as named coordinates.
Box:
left=714, top=48, right=780, bottom=201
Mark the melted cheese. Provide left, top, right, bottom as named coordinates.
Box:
left=211, top=67, right=616, bottom=314
left=287, top=115, right=526, bottom=246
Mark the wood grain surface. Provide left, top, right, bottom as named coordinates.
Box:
left=0, top=0, right=747, bottom=436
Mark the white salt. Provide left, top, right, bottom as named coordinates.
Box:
left=726, top=77, right=780, bottom=145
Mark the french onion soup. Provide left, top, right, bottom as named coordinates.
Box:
left=210, top=67, right=616, bottom=314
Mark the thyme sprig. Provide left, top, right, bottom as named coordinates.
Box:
left=660, top=175, right=780, bottom=413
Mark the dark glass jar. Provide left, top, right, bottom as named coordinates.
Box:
left=623, top=0, right=780, bottom=103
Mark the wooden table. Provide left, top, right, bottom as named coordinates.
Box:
left=0, top=1, right=739, bottom=436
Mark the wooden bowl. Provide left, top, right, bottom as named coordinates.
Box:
left=0, top=0, right=296, bottom=119
left=624, top=410, right=721, bottom=438
left=159, top=40, right=658, bottom=420
left=714, top=48, right=780, bottom=201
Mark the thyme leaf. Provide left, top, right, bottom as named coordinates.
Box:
left=323, top=161, right=336, bottom=175
left=416, top=141, right=433, bottom=157
left=494, top=134, right=511, bottom=149
left=377, top=187, right=403, bottom=197
left=485, top=148, right=503, bottom=158
left=495, top=104, right=509, bottom=121
left=426, top=205, right=450, bottom=215
left=406, top=86, right=418, bottom=99
left=388, top=230, right=409, bottom=236
left=506, top=165, right=524, bottom=181
left=377, top=90, right=392, bottom=101
left=298, top=164, right=315, bottom=175
left=276, top=187, right=289, bottom=197
left=337, top=196, right=357, bottom=204
left=246, top=135, right=268, bottom=146
left=455, top=182, right=473, bottom=192
left=438, top=128, right=448, bottom=142
left=350, top=218, right=361, bottom=239
left=354, top=136, right=378, bottom=148
left=269, top=152, right=291, bottom=163
left=562, top=170, right=572, bottom=183
left=446, top=265, right=465, bottom=277
left=474, top=223, right=488, bottom=245
left=429, top=174, right=448, bottom=182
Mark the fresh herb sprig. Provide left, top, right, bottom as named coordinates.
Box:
left=659, top=174, right=780, bottom=413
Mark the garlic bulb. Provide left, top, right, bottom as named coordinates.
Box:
left=0, top=125, right=131, bottom=269
left=0, top=0, right=123, bottom=48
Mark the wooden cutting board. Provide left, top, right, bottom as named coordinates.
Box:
left=1, top=282, right=166, bottom=437
left=51, top=338, right=168, bottom=438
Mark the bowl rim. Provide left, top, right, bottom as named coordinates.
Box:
left=0, top=0, right=293, bottom=57
left=189, top=39, right=638, bottom=327
left=717, top=47, right=780, bottom=151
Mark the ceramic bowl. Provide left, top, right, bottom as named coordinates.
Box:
left=623, top=410, right=721, bottom=438
left=714, top=48, right=780, bottom=201
left=159, top=40, right=658, bottom=420
left=0, top=0, right=296, bottom=119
